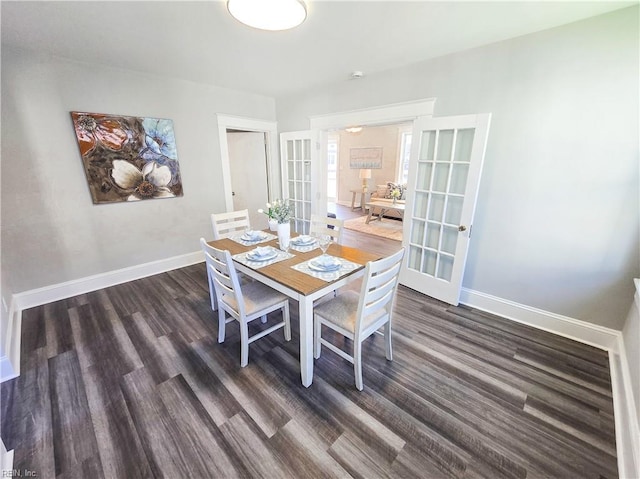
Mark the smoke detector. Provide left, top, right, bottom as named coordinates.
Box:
left=350, top=71, right=364, bottom=79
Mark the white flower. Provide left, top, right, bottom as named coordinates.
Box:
left=258, top=208, right=264, bottom=214
left=111, top=160, right=175, bottom=201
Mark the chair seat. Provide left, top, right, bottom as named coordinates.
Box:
left=314, top=290, right=386, bottom=333
left=222, top=281, right=288, bottom=317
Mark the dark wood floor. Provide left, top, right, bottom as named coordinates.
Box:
left=1, top=222, right=617, bottom=478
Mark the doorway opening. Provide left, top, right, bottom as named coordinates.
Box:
left=216, top=115, right=279, bottom=230
left=226, top=129, right=269, bottom=229
left=324, top=122, right=412, bottom=227
left=308, top=99, right=435, bottom=221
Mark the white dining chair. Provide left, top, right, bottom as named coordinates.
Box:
left=310, top=214, right=344, bottom=245
left=313, top=247, right=405, bottom=390
left=211, top=209, right=251, bottom=240
left=201, top=239, right=291, bottom=367
left=201, top=237, right=263, bottom=319
left=200, top=238, right=219, bottom=312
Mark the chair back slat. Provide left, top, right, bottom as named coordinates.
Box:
left=211, top=209, right=250, bottom=240
left=356, top=248, right=405, bottom=335
left=200, top=239, right=245, bottom=317
left=200, top=238, right=218, bottom=311
left=310, top=214, right=344, bottom=244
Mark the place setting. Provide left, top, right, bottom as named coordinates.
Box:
left=292, top=234, right=361, bottom=281
left=289, top=234, right=318, bottom=252
left=233, top=245, right=294, bottom=269
left=232, top=229, right=276, bottom=246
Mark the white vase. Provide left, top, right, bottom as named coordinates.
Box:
left=277, top=222, right=290, bottom=250
left=268, top=218, right=278, bottom=231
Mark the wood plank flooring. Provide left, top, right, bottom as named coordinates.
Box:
left=1, top=224, right=617, bottom=478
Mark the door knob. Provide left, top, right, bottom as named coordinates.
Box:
left=458, top=225, right=467, bottom=232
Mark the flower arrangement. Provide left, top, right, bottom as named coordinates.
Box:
left=258, top=198, right=291, bottom=224
left=390, top=187, right=402, bottom=201
left=258, top=202, right=276, bottom=220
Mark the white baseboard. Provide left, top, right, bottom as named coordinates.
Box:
left=0, top=356, right=17, bottom=383
left=611, top=341, right=640, bottom=478
left=1, top=438, right=14, bottom=478
left=12, top=251, right=203, bottom=311
left=459, top=287, right=620, bottom=351
left=1, top=298, right=20, bottom=383
left=615, top=279, right=640, bottom=478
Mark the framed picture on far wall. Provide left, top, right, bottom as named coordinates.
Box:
left=70, top=111, right=183, bottom=204
left=349, top=147, right=383, bottom=169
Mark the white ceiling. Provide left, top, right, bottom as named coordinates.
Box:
left=2, top=1, right=634, bottom=98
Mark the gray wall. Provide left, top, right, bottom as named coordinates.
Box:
left=1, top=47, right=276, bottom=303
left=276, top=7, right=639, bottom=329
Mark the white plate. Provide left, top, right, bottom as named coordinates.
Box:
left=246, top=250, right=277, bottom=262
left=308, top=260, right=341, bottom=272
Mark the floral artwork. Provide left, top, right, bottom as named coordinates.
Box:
left=71, top=112, right=183, bottom=203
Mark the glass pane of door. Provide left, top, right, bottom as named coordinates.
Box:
left=283, top=135, right=312, bottom=234
left=408, top=127, right=475, bottom=282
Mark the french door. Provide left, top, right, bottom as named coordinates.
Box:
left=401, top=114, right=491, bottom=305
left=280, top=131, right=313, bottom=233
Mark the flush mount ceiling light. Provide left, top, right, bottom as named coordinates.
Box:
left=227, top=0, right=307, bottom=31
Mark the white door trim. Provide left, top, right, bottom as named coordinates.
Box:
left=216, top=115, right=278, bottom=211
left=309, top=98, right=436, bottom=130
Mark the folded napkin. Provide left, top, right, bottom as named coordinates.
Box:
left=252, top=246, right=272, bottom=257
left=244, top=230, right=264, bottom=240
left=313, top=255, right=340, bottom=267
left=293, top=235, right=314, bottom=244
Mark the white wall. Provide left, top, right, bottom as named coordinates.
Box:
left=1, top=47, right=276, bottom=302
left=276, top=7, right=639, bottom=329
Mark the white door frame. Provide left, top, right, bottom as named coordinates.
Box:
left=217, top=114, right=279, bottom=212
left=308, top=99, right=436, bottom=219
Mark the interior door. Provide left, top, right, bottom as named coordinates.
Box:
left=401, top=114, right=491, bottom=305
left=280, top=131, right=313, bottom=234
left=227, top=130, right=269, bottom=229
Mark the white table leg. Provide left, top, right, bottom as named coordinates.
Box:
left=299, top=296, right=314, bottom=387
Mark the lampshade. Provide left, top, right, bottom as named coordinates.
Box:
left=227, top=0, right=307, bottom=31
left=359, top=169, right=372, bottom=179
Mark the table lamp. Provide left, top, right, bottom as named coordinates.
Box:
left=359, top=169, right=372, bottom=192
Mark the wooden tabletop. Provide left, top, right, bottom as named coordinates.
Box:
left=208, top=232, right=381, bottom=297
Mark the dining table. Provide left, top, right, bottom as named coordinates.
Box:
left=207, top=231, right=380, bottom=387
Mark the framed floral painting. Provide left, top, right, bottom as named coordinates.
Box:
left=71, top=111, right=183, bottom=204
